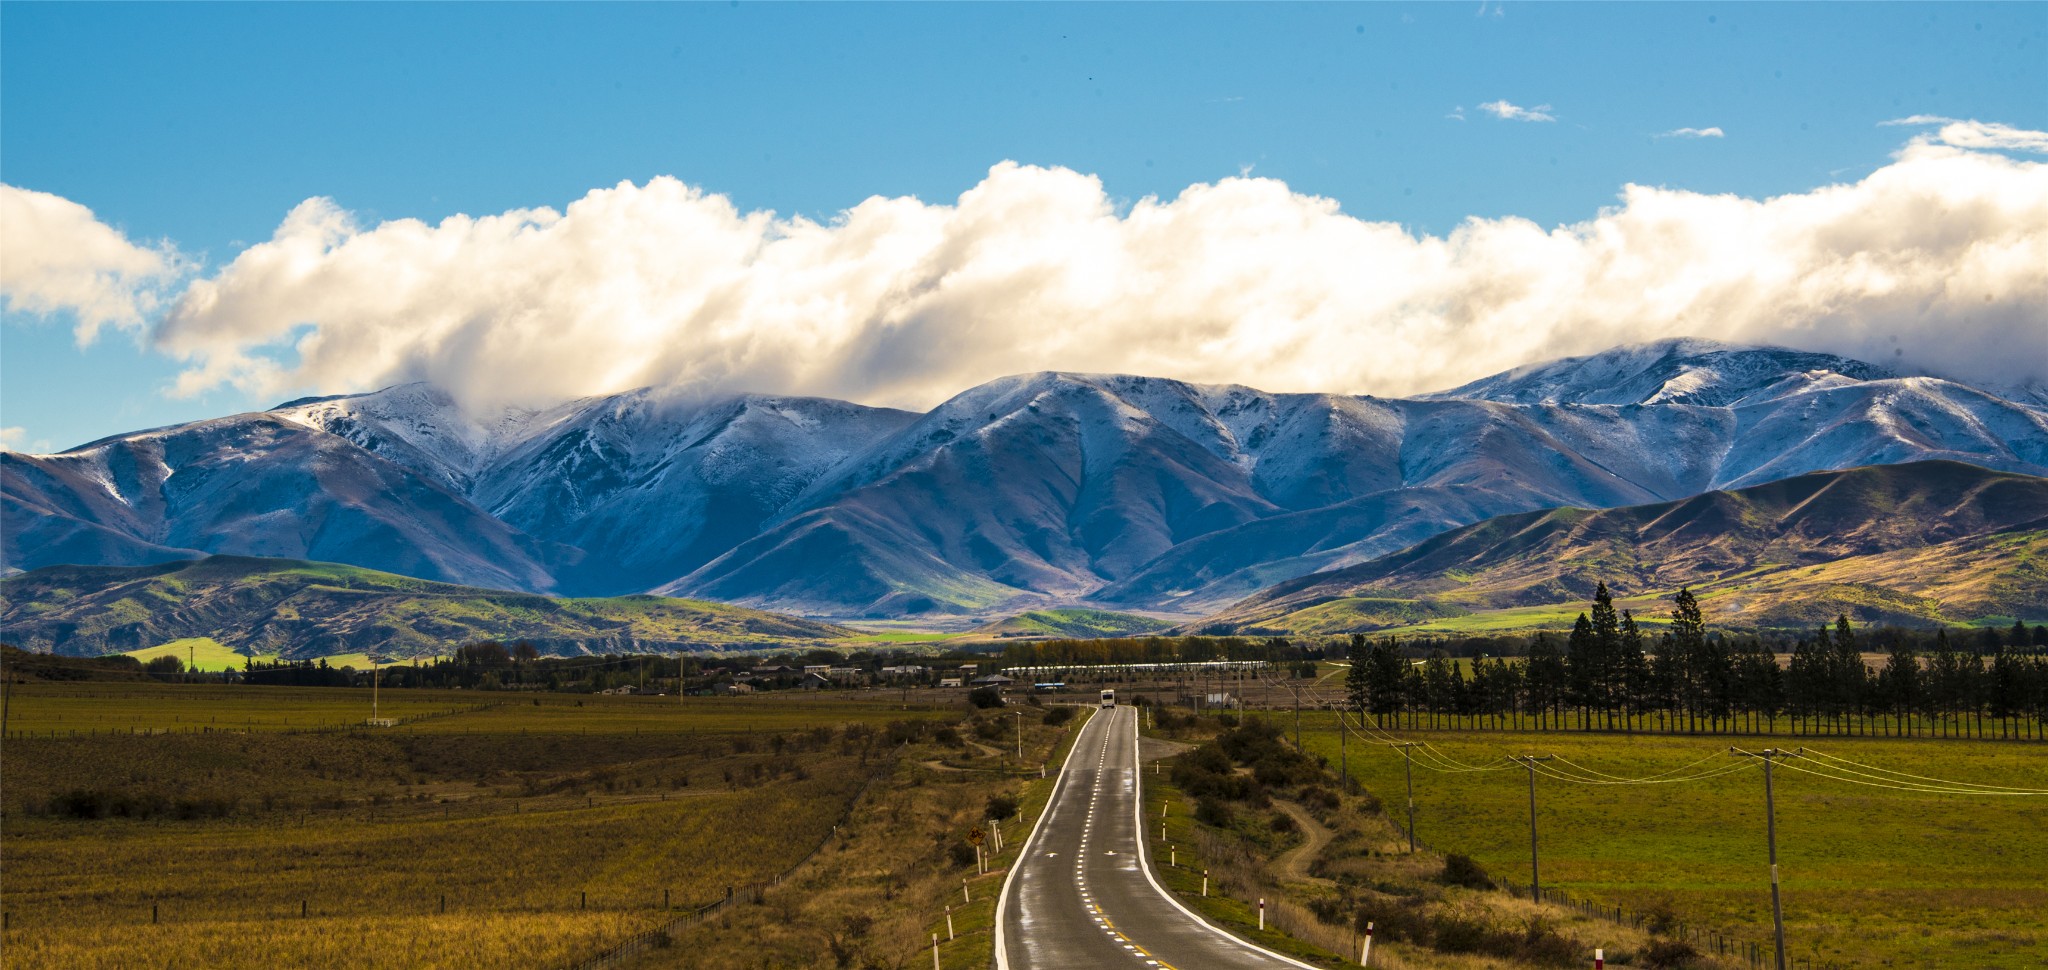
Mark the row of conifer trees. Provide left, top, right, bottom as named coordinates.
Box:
left=1343, top=585, right=2048, bottom=739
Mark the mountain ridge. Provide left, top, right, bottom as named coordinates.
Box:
left=6, top=338, right=2045, bottom=617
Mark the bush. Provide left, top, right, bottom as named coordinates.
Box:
left=1516, top=917, right=1583, bottom=967
left=986, top=794, right=1019, bottom=822
left=948, top=841, right=977, bottom=868
left=1194, top=795, right=1235, bottom=827
left=1270, top=811, right=1297, bottom=833
left=1430, top=915, right=1498, bottom=954
left=1042, top=706, right=1076, bottom=726
left=1644, top=939, right=1702, bottom=969
left=1353, top=897, right=1433, bottom=945
left=1441, top=853, right=1493, bottom=890
left=933, top=727, right=962, bottom=747
left=967, top=686, right=1005, bottom=709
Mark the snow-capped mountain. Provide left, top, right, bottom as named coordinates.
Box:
left=6, top=338, right=2045, bottom=616
left=1424, top=338, right=1897, bottom=407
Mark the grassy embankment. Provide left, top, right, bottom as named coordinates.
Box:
left=1295, top=716, right=2048, bottom=969
left=0, top=682, right=953, bottom=970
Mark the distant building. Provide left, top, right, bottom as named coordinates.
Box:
left=969, top=674, right=1015, bottom=686
left=938, top=677, right=965, bottom=689
left=717, top=682, right=755, bottom=695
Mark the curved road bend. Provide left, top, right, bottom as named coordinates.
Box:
left=996, top=704, right=1318, bottom=970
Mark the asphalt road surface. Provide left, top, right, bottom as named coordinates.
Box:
left=996, top=704, right=1317, bottom=970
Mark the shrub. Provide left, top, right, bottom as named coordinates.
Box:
left=967, top=686, right=1005, bottom=709
left=1270, top=811, right=1298, bottom=833
left=948, top=841, right=977, bottom=868
left=1353, top=896, right=1433, bottom=945
left=933, top=727, right=962, bottom=747
left=986, top=794, right=1019, bottom=822
left=1644, top=939, right=1702, bottom=969
left=1441, top=853, right=1493, bottom=890
left=1194, top=795, right=1235, bottom=827
left=1517, top=917, right=1583, bottom=967
left=1431, top=915, right=1496, bottom=954
left=1042, top=706, right=1076, bottom=726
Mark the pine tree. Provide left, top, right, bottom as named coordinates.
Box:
left=1831, top=615, right=1866, bottom=727
left=1589, top=583, right=1622, bottom=727
left=1617, top=611, right=1650, bottom=730
left=1881, top=638, right=1920, bottom=735
left=1566, top=612, right=1596, bottom=729
left=1525, top=633, right=1569, bottom=730
left=1345, top=634, right=1370, bottom=719
left=1669, top=588, right=1705, bottom=730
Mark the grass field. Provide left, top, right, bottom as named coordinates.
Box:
left=1, top=682, right=958, bottom=969
left=0, top=681, right=953, bottom=736
left=120, top=638, right=276, bottom=672
left=1293, top=715, right=2048, bottom=969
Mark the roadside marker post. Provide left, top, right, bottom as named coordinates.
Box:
left=1595, top=948, right=1605, bottom=969
left=1201, top=870, right=1208, bottom=896
left=1258, top=898, right=1265, bottom=931
left=963, top=879, right=970, bottom=904
left=1361, top=921, right=1374, bottom=966
left=945, top=904, right=955, bottom=940
left=932, top=933, right=940, bottom=970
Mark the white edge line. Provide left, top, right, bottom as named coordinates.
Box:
left=993, top=704, right=1099, bottom=970
left=1130, top=706, right=1325, bottom=970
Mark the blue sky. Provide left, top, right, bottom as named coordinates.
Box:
left=3, top=2, right=2044, bottom=452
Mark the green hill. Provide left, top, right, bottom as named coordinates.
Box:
left=1205, top=461, right=2048, bottom=635
left=975, top=608, right=1174, bottom=639
left=0, top=555, right=855, bottom=659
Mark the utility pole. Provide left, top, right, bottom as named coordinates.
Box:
left=1736, top=747, right=1801, bottom=970
left=1014, top=710, right=1022, bottom=761
left=1394, top=742, right=1419, bottom=852
left=1339, top=706, right=1347, bottom=782
left=371, top=655, right=380, bottom=723
left=1511, top=755, right=1554, bottom=901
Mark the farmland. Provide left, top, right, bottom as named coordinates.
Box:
left=1295, top=716, right=2048, bottom=969
left=0, top=681, right=960, bottom=969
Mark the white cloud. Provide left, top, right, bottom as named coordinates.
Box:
left=1883, top=116, right=2048, bottom=154
left=0, top=426, right=25, bottom=451
left=0, top=185, right=187, bottom=342
left=147, top=123, right=2048, bottom=413
left=1478, top=100, right=1555, bottom=123
left=1446, top=106, right=1467, bottom=122
left=1659, top=127, right=1725, bottom=139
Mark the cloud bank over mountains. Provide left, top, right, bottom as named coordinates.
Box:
left=5, top=122, right=2045, bottom=416
left=0, top=185, right=186, bottom=342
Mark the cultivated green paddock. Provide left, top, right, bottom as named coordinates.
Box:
left=1293, top=715, right=2048, bottom=970
left=120, top=638, right=277, bottom=672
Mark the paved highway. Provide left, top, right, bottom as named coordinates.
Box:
left=996, top=704, right=1317, bottom=970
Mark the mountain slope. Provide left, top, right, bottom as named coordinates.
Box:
left=1207, top=461, right=2048, bottom=632
left=7, top=338, right=2046, bottom=617
left=2, top=415, right=564, bottom=591
left=974, top=608, right=1175, bottom=640
left=0, top=556, right=854, bottom=658
left=1422, top=337, right=1897, bottom=407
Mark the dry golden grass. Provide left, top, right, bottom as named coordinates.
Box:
left=1, top=685, right=957, bottom=969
